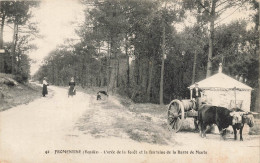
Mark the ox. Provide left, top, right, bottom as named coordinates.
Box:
left=198, top=105, right=243, bottom=139
left=231, top=108, right=255, bottom=141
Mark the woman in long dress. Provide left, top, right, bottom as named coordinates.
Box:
left=68, top=77, right=76, bottom=97
left=42, top=77, right=48, bottom=97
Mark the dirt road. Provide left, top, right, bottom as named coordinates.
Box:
left=0, top=86, right=259, bottom=163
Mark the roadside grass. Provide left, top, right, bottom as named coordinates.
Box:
left=0, top=81, right=42, bottom=112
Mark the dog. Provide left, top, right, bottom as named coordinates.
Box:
left=98, top=91, right=109, bottom=96
left=97, top=91, right=109, bottom=100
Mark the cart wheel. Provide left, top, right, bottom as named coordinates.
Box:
left=167, top=99, right=184, bottom=133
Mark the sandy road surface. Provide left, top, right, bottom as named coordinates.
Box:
left=0, top=86, right=259, bottom=163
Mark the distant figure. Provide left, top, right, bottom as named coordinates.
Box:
left=218, top=63, right=222, bottom=73
left=235, top=75, right=239, bottom=80
left=192, top=83, right=203, bottom=110
left=244, top=78, right=247, bottom=83
left=68, top=77, right=76, bottom=97
left=239, top=75, right=243, bottom=82
left=42, top=77, right=49, bottom=97
left=97, top=92, right=101, bottom=100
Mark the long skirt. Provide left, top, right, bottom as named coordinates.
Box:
left=68, top=87, right=75, bottom=96
left=42, top=85, right=48, bottom=96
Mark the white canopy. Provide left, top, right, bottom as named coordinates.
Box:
left=189, top=72, right=252, bottom=91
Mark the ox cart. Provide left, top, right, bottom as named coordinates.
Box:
left=168, top=68, right=255, bottom=133
left=167, top=99, right=199, bottom=132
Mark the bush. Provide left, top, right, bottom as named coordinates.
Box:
left=14, top=72, right=29, bottom=83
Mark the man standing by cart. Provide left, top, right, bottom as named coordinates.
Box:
left=191, top=83, right=203, bottom=131
left=192, top=83, right=203, bottom=110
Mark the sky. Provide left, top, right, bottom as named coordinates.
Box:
left=29, top=0, right=84, bottom=75
left=3, top=0, right=256, bottom=75
left=4, top=0, right=85, bottom=75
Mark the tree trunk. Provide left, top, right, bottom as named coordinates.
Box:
left=125, top=33, right=130, bottom=87
left=81, top=53, right=86, bottom=87
left=11, top=22, right=18, bottom=75
left=106, top=41, right=111, bottom=92
left=0, top=10, right=5, bottom=73
left=109, top=38, right=118, bottom=93
left=52, top=61, right=55, bottom=84
left=147, top=58, right=154, bottom=102
left=134, top=50, right=139, bottom=85
left=109, top=59, right=117, bottom=93
left=160, top=24, right=165, bottom=105
left=116, top=55, right=119, bottom=87
left=192, top=50, right=197, bottom=84
left=131, top=49, right=140, bottom=100
left=17, top=49, right=21, bottom=72
left=257, top=0, right=260, bottom=113
left=206, top=0, right=216, bottom=78
left=100, top=60, right=105, bottom=87
left=141, top=58, right=147, bottom=90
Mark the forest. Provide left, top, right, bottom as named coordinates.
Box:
left=1, top=0, right=259, bottom=110
left=0, top=1, right=39, bottom=82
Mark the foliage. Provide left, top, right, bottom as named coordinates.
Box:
left=0, top=1, right=40, bottom=83
left=34, top=0, right=258, bottom=111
